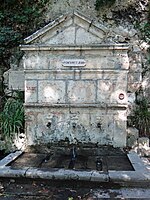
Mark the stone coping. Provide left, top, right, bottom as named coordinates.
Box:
left=0, top=151, right=149, bottom=186
left=24, top=103, right=127, bottom=109
left=20, top=44, right=129, bottom=51
left=24, top=69, right=129, bottom=72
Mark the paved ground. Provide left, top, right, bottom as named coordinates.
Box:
left=0, top=178, right=150, bottom=199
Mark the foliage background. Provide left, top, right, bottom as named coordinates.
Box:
left=0, top=0, right=48, bottom=72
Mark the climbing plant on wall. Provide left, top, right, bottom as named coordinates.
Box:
left=0, top=0, right=48, bottom=71
left=139, top=2, right=150, bottom=77
left=95, top=0, right=116, bottom=11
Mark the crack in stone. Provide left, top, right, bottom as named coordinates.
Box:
left=24, top=167, right=30, bottom=177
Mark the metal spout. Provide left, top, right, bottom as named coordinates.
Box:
left=68, top=146, right=77, bottom=169
left=96, top=157, right=102, bottom=171
left=46, top=122, right=51, bottom=128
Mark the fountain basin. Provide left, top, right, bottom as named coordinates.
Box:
left=0, top=147, right=149, bottom=186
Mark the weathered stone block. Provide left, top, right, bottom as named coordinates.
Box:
left=97, top=80, right=114, bottom=103
left=47, top=26, right=76, bottom=45
left=117, top=53, right=129, bottom=69
left=102, top=71, right=117, bottom=80
left=67, top=80, right=96, bottom=103
left=55, top=70, right=73, bottom=80
left=90, top=23, right=107, bottom=39
left=129, top=63, right=142, bottom=72
left=127, top=127, right=139, bottom=147
left=127, top=92, right=136, bottom=104
left=74, top=14, right=91, bottom=31
left=84, top=56, right=115, bottom=69
left=127, top=82, right=141, bottom=93
left=83, top=49, right=114, bottom=56
left=24, top=53, right=49, bottom=70
left=81, top=70, right=102, bottom=80
left=138, top=137, right=149, bottom=148
left=25, top=80, right=37, bottom=103
left=128, top=72, right=142, bottom=83
left=39, top=17, right=73, bottom=44
left=38, top=80, right=66, bottom=103
left=97, top=80, right=127, bottom=104
left=9, top=70, right=24, bottom=91
left=113, top=113, right=127, bottom=147
left=76, top=27, right=101, bottom=45
left=25, top=71, right=51, bottom=80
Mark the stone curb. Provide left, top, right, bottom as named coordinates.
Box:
left=0, top=151, right=23, bottom=168
left=0, top=166, right=109, bottom=182
left=109, top=171, right=150, bottom=182
left=108, top=152, right=150, bottom=185
left=26, top=168, right=109, bottom=182
left=0, top=166, right=27, bottom=178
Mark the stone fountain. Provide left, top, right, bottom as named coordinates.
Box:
left=0, top=12, right=149, bottom=186
left=20, top=11, right=129, bottom=151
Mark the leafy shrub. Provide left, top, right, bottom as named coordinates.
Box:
left=131, top=97, right=150, bottom=137
left=0, top=95, right=24, bottom=144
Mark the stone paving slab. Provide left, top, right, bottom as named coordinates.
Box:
left=1, top=178, right=150, bottom=199
left=91, top=188, right=150, bottom=199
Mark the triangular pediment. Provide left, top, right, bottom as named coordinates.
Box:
left=24, top=11, right=110, bottom=45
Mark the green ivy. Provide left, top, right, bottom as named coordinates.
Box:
left=0, top=0, right=48, bottom=70
left=95, top=0, right=116, bottom=11
left=140, top=23, right=150, bottom=43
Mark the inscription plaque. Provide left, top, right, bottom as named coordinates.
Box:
left=62, top=59, right=86, bottom=67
